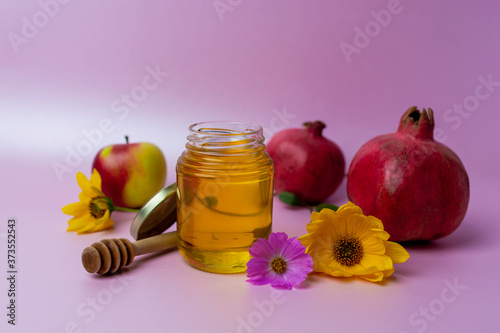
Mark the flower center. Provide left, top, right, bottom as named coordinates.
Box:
left=270, top=257, right=287, bottom=274
left=88, top=197, right=109, bottom=219
left=333, top=236, right=363, bottom=266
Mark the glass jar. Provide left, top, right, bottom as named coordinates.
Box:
left=176, top=122, right=274, bottom=274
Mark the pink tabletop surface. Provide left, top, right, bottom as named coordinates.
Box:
left=1, top=1, right=499, bottom=332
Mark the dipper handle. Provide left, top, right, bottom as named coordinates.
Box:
left=82, top=231, right=178, bottom=274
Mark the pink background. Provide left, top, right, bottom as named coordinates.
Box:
left=1, top=0, right=499, bottom=332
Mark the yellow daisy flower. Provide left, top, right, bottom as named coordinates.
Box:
left=298, top=202, right=410, bottom=282
left=62, top=169, right=115, bottom=233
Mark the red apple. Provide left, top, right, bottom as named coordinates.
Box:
left=92, top=137, right=167, bottom=208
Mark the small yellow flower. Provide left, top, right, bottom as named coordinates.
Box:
left=62, top=169, right=115, bottom=233
left=298, top=202, right=410, bottom=282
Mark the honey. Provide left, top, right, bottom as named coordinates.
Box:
left=176, top=122, right=274, bottom=273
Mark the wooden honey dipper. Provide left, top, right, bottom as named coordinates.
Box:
left=82, top=231, right=178, bottom=274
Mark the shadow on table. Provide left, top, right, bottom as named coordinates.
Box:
left=398, top=213, right=489, bottom=252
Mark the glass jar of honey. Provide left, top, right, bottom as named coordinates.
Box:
left=176, top=122, right=274, bottom=273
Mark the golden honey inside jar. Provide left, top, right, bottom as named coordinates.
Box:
left=176, top=122, right=274, bottom=273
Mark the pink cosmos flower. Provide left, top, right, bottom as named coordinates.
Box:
left=246, top=232, right=313, bottom=289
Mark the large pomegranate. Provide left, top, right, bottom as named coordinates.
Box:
left=347, top=107, right=470, bottom=241
left=266, top=121, right=345, bottom=204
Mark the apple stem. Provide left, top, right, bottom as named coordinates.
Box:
left=125, top=135, right=129, bottom=144
left=114, top=206, right=140, bottom=213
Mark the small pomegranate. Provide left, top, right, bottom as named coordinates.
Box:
left=266, top=121, right=345, bottom=204
left=347, top=107, right=470, bottom=241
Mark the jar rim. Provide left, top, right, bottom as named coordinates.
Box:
left=189, top=121, right=263, bottom=136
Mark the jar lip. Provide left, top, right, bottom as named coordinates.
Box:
left=189, top=121, right=263, bottom=136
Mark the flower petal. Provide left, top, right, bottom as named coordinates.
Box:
left=304, top=220, right=325, bottom=236
left=310, top=211, right=321, bottom=222
left=345, top=214, right=372, bottom=237
left=360, top=236, right=386, bottom=256
left=281, top=237, right=308, bottom=261
left=318, top=208, right=341, bottom=224
left=354, top=265, right=380, bottom=276
left=246, top=257, right=272, bottom=278
left=382, top=268, right=395, bottom=277
left=66, top=215, right=91, bottom=231
left=62, top=202, right=88, bottom=216
left=76, top=172, right=95, bottom=198
left=270, top=273, right=293, bottom=290
left=364, top=215, right=385, bottom=230
left=284, top=255, right=313, bottom=286
left=336, top=201, right=364, bottom=217
left=76, top=220, right=99, bottom=234
left=249, top=238, right=275, bottom=261
left=268, top=232, right=288, bottom=257
left=87, top=216, right=115, bottom=233
left=385, top=241, right=410, bottom=264
left=358, top=271, right=384, bottom=282
left=246, top=269, right=277, bottom=286
left=359, top=254, right=393, bottom=272
left=89, top=168, right=102, bottom=190
left=287, top=253, right=313, bottom=272
left=78, top=211, right=112, bottom=234
left=323, top=264, right=354, bottom=277
left=79, top=191, right=92, bottom=202
left=298, top=233, right=313, bottom=248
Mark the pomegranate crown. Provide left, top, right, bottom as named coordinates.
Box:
left=303, top=121, right=326, bottom=137
left=397, top=106, right=435, bottom=140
